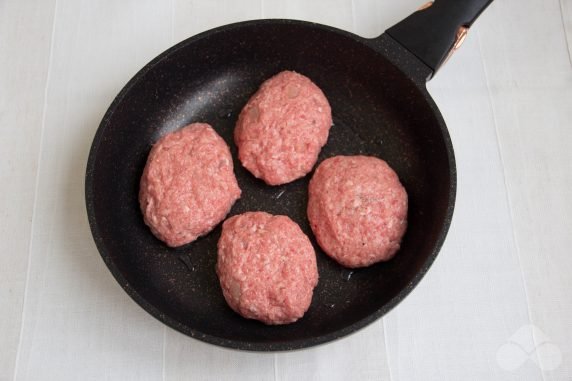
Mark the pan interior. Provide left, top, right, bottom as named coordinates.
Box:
left=89, top=22, right=453, bottom=349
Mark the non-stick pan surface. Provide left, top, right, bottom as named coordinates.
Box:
left=86, top=16, right=462, bottom=351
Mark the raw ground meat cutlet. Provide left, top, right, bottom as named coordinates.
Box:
left=234, top=70, right=332, bottom=186
left=216, top=211, right=318, bottom=325
left=307, top=155, right=408, bottom=268
left=139, top=123, right=241, bottom=247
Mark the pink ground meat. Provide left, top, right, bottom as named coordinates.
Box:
left=217, top=211, right=318, bottom=325
left=234, top=71, right=332, bottom=185
left=139, top=123, right=241, bottom=247
left=308, top=155, right=408, bottom=268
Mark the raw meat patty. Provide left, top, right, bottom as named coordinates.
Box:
left=217, top=211, right=318, bottom=325
left=234, top=70, right=332, bottom=185
left=139, top=123, right=241, bottom=247
left=308, top=155, right=408, bottom=268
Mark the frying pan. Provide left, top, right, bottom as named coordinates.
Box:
left=86, top=0, right=493, bottom=351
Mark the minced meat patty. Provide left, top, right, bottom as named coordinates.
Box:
left=234, top=71, right=332, bottom=185
left=139, top=123, right=241, bottom=247
left=308, top=155, right=408, bottom=268
left=217, top=211, right=318, bottom=325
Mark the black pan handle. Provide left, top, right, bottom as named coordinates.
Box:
left=386, top=0, right=493, bottom=76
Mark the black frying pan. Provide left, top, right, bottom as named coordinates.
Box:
left=86, top=0, right=492, bottom=351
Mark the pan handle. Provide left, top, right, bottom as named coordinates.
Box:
left=386, top=0, right=493, bottom=77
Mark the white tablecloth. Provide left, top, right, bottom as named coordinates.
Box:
left=1, top=0, right=571, bottom=380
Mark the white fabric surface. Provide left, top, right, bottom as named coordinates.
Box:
left=1, top=0, right=571, bottom=380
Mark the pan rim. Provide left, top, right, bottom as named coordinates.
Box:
left=85, top=18, right=456, bottom=352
